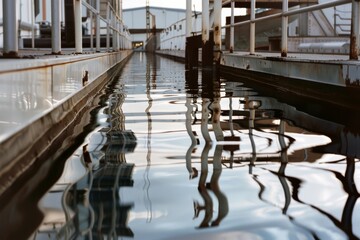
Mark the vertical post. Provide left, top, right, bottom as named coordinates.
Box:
left=202, top=0, right=210, bottom=44
left=51, top=0, right=62, bottom=54
left=112, top=13, right=117, bottom=51
left=230, top=0, right=235, bottom=53
left=250, top=0, right=255, bottom=55
left=186, top=0, right=192, bottom=37
left=74, top=0, right=83, bottom=53
left=106, top=3, right=110, bottom=51
left=214, top=0, right=222, bottom=64
left=90, top=11, right=93, bottom=50
left=350, top=0, right=360, bottom=60
left=31, top=0, right=35, bottom=48
left=3, top=0, right=18, bottom=57
left=202, top=0, right=213, bottom=68
left=281, top=0, right=288, bottom=57
left=96, top=0, right=101, bottom=52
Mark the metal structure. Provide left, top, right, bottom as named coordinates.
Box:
left=146, top=0, right=150, bottom=39
left=1, top=0, right=132, bottom=57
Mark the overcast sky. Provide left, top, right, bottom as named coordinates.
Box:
left=123, top=0, right=203, bottom=10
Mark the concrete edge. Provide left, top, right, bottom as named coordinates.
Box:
left=0, top=50, right=133, bottom=195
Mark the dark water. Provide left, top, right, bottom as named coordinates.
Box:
left=6, top=52, right=360, bottom=239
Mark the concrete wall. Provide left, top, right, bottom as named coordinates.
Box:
left=0, top=50, right=132, bottom=195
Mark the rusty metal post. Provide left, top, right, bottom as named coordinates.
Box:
left=3, top=0, right=18, bottom=57
left=202, top=0, right=213, bottom=68
left=51, top=0, right=62, bottom=54
left=281, top=0, right=289, bottom=57
left=214, top=0, right=222, bottom=64
left=74, top=0, right=83, bottom=53
left=230, top=0, right=235, bottom=53
left=250, top=0, right=256, bottom=55
left=350, top=0, right=360, bottom=60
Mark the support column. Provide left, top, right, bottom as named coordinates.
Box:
left=51, top=0, right=62, bottom=54
left=350, top=0, right=360, bottom=60
left=250, top=0, right=256, bottom=55
left=75, top=0, right=83, bottom=53
left=230, top=0, right=235, bottom=53
left=3, top=0, right=18, bottom=57
left=186, top=0, right=192, bottom=37
left=202, top=0, right=213, bottom=68
left=213, top=0, right=222, bottom=64
left=281, top=0, right=288, bottom=57
left=96, top=0, right=101, bottom=52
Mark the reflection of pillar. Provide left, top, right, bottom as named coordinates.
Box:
left=201, top=98, right=212, bottom=142
left=195, top=142, right=213, bottom=228
left=248, top=108, right=256, bottom=174
left=210, top=145, right=229, bottom=226
left=211, top=95, right=224, bottom=142
left=186, top=96, right=199, bottom=179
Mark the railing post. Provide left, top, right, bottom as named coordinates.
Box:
left=106, top=3, right=111, bottom=51
left=230, top=0, right=235, bottom=53
left=214, top=0, right=222, bottom=64
left=202, top=0, right=213, bottom=67
left=51, top=0, right=62, bottom=54
left=74, top=0, right=83, bottom=53
left=96, top=0, right=101, bottom=52
left=186, top=0, right=192, bottom=37
left=250, top=0, right=256, bottom=55
left=281, top=0, right=289, bottom=57
left=3, top=0, right=18, bottom=57
left=350, top=0, right=360, bottom=60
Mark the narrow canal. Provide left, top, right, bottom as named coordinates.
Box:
left=3, top=52, right=360, bottom=240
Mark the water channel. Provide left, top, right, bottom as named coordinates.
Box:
left=3, top=52, right=360, bottom=239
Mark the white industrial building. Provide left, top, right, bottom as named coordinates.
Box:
left=123, top=6, right=187, bottom=49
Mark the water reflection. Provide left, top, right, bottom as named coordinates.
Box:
left=185, top=65, right=360, bottom=238
left=34, top=72, right=137, bottom=239
left=5, top=53, right=360, bottom=239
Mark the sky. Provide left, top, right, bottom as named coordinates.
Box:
left=123, top=0, right=203, bottom=10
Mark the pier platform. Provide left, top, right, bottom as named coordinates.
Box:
left=157, top=49, right=360, bottom=108
left=0, top=49, right=133, bottom=194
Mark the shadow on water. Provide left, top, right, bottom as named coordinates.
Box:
left=2, top=52, right=360, bottom=239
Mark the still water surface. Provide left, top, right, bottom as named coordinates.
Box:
left=31, top=52, right=360, bottom=239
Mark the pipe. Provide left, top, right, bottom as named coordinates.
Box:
left=3, top=0, right=18, bottom=57
left=51, top=0, right=62, bottom=54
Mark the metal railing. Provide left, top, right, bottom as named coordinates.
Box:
left=159, top=0, right=360, bottom=60
left=1, top=0, right=132, bottom=57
